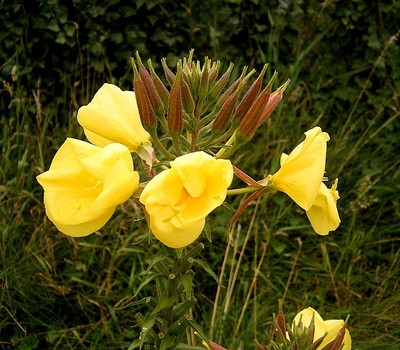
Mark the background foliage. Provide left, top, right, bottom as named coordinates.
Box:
left=1, top=0, right=399, bottom=349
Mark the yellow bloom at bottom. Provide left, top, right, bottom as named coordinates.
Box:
left=37, top=138, right=139, bottom=237
left=140, top=151, right=233, bottom=248
left=293, top=307, right=351, bottom=350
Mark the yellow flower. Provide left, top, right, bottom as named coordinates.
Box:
left=293, top=307, right=351, bottom=350
left=271, top=127, right=330, bottom=210
left=306, top=179, right=341, bottom=235
left=37, top=138, right=139, bottom=237
left=140, top=151, right=233, bottom=248
left=77, top=83, right=150, bottom=152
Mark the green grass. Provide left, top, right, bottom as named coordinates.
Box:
left=1, top=42, right=399, bottom=350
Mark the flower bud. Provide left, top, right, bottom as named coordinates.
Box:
left=181, top=79, right=195, bottom=114
left=236, top=86, right=271, bottom=142
left=161, top=57, right=176, bottom=87
left=208, top=60, right=220, bottom=87
left=211, top=91, right=238, bottom=136
left=131, top=59, right=157, bottom=130
left=135, top=52, right=165, bottom=119
left=208, top=62, right=234, bottom=101
left=257, top=79, right=289, bottom=126
left=147, top=59, right=169, bottom=108
left=167, top=64, right=183, bottom=135
left=198, top=57, right=210, bottom=99
left=233, top=63, right=268, bottom=125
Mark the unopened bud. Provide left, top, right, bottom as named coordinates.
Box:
left=198, top=57, right=210, bottom=99
left=323, top=326, right=346, bottom=350
left=208, top=60, right=220, bottom=87
left=131, top=58, right=156, bottom=130
left=236, top=86, right=271, bottom=142
left=257, top=79, right=289, bottom=126
left=208, top=62, right=234, bottom=101
left=181, top=79, right=195, bottom=114
left=233, top=64, right=268, bottom=125
left=147, top=59, right=169, bottom=109
left=214, top=67, right=251, bottom=111
left=211, top=92, right=238, bottom=135
left=168, top=64, right=183, bottom=135
left=135, top=52, right=164, bottom=119
left=161, top=58, right=176, bottom=87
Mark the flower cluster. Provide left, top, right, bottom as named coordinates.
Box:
left=37, top=52, right=341, bottom=246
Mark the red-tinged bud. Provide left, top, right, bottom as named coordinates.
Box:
left=168, top=64, right=183, bottom=135
left=211, top=91, right=238, bottom=135
left=181, top=79, right=195, bottom=114
left=208, top=60, right=220, bottom=86
left=236, top=86, right=271, bottom=141
left=198, top=57, right=210, bottom=99
left=208, top=62, right=234, bottom=101
left=135, top=53, right=164, bottom=119
left=275, top=309, right=287, bottom=340
left=257, top=91, right=282, bottom=126
left=147, top=59, right=169, bottom=109
left=257, top=79, right=289, bottom=126
left=131, top=58, right=157, bottom=130
left=214, top=66, right=250, bottom=110
left=161, top=58, right=176, bottom=87
left=233, top=64, right=268, bottom=125
left=322, top=326, right=346, bottom=350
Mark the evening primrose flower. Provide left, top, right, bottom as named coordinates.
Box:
left=77, top=83, right=150, bottom=152
left=306, top=179, right=341, bottom=235
left=293, top=307, right=351, bottom=350
left=140, top=151, right=233, bottom=248
left=264, top=127, right=340, bottom=235
left=37, top=138, right=139, bottom=237
left=270, top=127, right=330, bottom=211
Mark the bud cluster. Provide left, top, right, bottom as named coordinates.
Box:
left=131, top=50, right=289, bottom=159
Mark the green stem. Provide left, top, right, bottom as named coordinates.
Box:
left=149, top=129, right=176, bottom=160
left=227, top=183, right=277, bottom=196
left=226, top=186, right=262, bottom=195
left=215, top=132, right=237, bottom=158
left=172, top=134, right=183, bottom=156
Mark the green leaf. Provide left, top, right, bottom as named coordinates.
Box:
left=193, top=259, right=223, bottom=286
left=151, top=294, right=175, bottom=315
left=180, top=272, right=193, bottom=299
left=134, top=272, right=162, bottom=297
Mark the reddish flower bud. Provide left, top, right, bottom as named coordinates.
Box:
left=168, top=65, right=183, bottom=135
left=134, top=53, right=164, bottom=119
left=236, top=86, right=271, bottom=141
left=211, top=91, right=238, bottom=135
left=233, top=64, right=268, bottom=125
left=147, top=59, right=170, bottom=109
left=181, top=79, right=195, bottom=114
left=257, top=79, right=289, bottom=126
left=131, top=59, right=156, bottom=130
left=208, top=62, right=234, bottom=101
left=161, top=58, right=176, bottom=87
left=198, top=57, right=210, bottom=99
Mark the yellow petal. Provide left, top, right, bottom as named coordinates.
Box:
left=140, top=151, right=233, bottom=248
left=293, top=307, right=327, bottom=341
left=37, top=139, right=138, bottom=237
left=149, top=214, right=205, bottom=249
left=77, top=83, right=150, bottom=152
left=306, top=179, right=341, bottom=235
left=272, top=127, right=330, bottom=210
